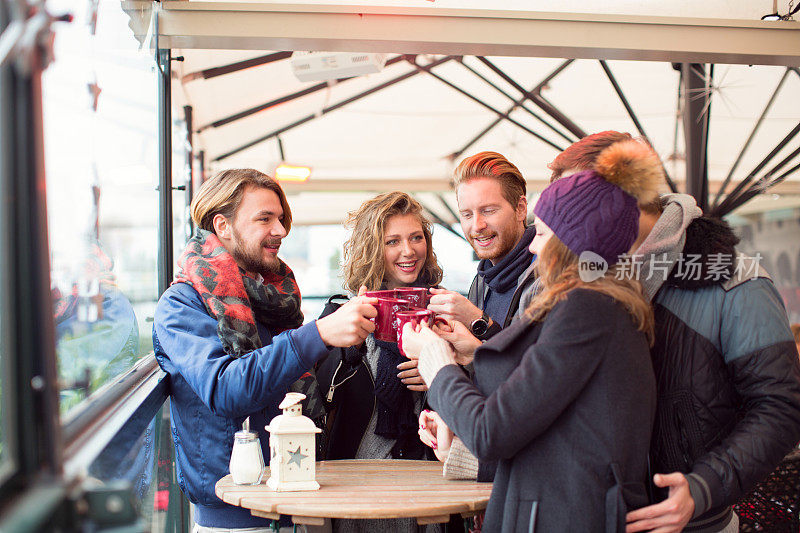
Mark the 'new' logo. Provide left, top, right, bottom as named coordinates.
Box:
left=578, top=251, right=608, bottom=282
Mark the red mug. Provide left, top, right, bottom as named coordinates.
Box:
left=396, top=309, right=447, bottom=357
left=365, top=290, right=396, bottom=299
left=372, top=297, right=411, bottom=342
left=393, top=287, right=430, bottom=309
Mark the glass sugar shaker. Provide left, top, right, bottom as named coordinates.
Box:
left=229, top=416, right=265, bottom=485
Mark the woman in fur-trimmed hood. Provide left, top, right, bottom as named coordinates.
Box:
left=400, top=139, right=663, bottom=532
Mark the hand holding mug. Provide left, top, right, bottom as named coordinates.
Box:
left=434, top=317, right=481, bottom=366
left=399, top=320, right=441, bottom=359
left=316, top=295, right=378, bottom=347
left=427, top=288, right=483, bottom=327
left=371, top=297, right=410, bottom=342
left=397, top=309, right=447, bottom=357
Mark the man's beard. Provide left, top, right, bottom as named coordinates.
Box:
left=230, top=230, right=281, bottom=275
left=470, top=230, right=517, bottom=262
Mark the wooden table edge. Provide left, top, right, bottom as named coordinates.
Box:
left=216, top=460, right=492, bottom=525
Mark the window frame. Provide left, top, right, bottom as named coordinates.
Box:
left=0, top=0, right=64, bottom=510
left=0, top=7, right=185, bottom=529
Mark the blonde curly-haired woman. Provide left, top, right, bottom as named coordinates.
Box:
left=316, top=191, right=444, bottom=533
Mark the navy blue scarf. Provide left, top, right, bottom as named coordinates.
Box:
left=373, top=338, right=416, bottom=441
left=478, top=225, right=536, bottom=293
left=373, top=279, right=437, bottom=445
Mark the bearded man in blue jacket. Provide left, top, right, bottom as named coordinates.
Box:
left=154, top=168, right=376, bottom=531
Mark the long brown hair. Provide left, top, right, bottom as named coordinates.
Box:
left=527, top=235, right=654, bottom=343
left=342, top=192, right=443, bottom=293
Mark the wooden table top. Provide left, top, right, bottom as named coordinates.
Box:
left=216, top=459, right=493, bottom=526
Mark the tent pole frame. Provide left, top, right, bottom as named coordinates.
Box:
left=476, top=56, right=587, bottom=139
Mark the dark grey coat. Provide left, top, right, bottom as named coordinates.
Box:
left=428, top=289, right=656, bottom=532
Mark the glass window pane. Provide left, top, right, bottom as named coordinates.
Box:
left=87, top=402, right=184, bottom=531
left=729, top=208, right=800, bottom=325
left=42, top=0, right=159, bottom=414
left=173, top=115, right=192, bottom=260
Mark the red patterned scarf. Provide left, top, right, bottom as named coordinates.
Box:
left=173, top=229, right=303, bottom=357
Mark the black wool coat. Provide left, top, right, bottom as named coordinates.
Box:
left=428, top=288, right=657, bottom=533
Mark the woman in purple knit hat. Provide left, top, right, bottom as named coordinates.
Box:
left=402, top=139, right=664, bottom=532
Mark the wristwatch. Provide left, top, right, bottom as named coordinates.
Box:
left=470, top=312, right=491, bottom=338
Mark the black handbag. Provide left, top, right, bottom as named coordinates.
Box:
left=287, top=294, right=350, bottom=460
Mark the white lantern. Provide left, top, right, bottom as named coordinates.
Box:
left=265, top=392, right=322, bottom=491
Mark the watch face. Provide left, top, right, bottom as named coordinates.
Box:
left=471, top=318, right=488, bottom=336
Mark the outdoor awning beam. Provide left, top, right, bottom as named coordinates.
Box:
left=276, top=136, right=286, bottom=161
left=197, top=55, right=406, bottom=132
left=599, top=60, right=648, bottom=138
left=728, top=142, right=800, bottom=205
left=532, top=59, right=575, bottom=94
left=715, top=120, right=800, bottom=215
left=157, top=4, right=800, bottom=66
left=416, top=199, right=467, bottom=242
left=476, top=56, right=587, bottom=139
left=599, top=60, right=677, bottom=193
left=436, top=193, right=460, bottom=225
left=182, top=51, right=292, bottom=83
left=406, top=57, right=564, bottom=152
left=757, top=143, right=800, bottom=185
left=723, top=157, right=800, bottom=213
left=682, top=63, right=711, bottom=212
left=451, top=116, right=511, bottom=162
left=433, top=220, right=466, bottom=242
left=671, top=66, right=683, bottom=179
left=212, top=55, right=455, bottom=161
left=199, top=81, right=343, bottom=132
left=450, top=60, right=575, bottom=159
left=711, top=67, right=791, bottom=209
left=457, top=58, right=574, bottom=144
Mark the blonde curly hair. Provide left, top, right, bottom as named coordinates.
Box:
left=342, top=192, right=443, bottom=294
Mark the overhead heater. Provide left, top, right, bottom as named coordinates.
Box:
left=290, top=52, right=387, bottom=82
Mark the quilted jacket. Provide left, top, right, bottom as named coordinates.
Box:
left=646, top=215, right=800, bottom=531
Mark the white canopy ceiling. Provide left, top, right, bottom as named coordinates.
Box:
left=157, top=1, right=800, bottom=225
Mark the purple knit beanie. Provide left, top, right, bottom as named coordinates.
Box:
left=533, top=171, right=638, bottom=265
left=533, top=139, right=665, bottom=266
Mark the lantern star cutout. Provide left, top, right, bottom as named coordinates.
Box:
left=287, top=445, right=307, bottom=468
